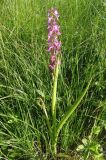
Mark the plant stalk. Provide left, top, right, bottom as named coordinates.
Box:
left=51, top=61, right=59, bottom=155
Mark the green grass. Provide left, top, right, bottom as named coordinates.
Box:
left=0, top=0, right=106, bottom=159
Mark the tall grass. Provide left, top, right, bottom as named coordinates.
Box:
left=0, top=0, right=106, bottom=159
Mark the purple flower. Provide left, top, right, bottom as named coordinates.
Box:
left=48, top=16, right=53, bottom=24
left=48, top=8, right=61, bottom=72
left=50, top=54, right=56, bottom=63
left=52, top=25, right=61, bottom=35
left=54, top=9, right=59, bottom=19
left=48, top=45, right=54, bottom=52
left=49, top=64, right=55, bottom=71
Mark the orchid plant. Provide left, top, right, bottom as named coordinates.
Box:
left=38, top=8, right=92, bottom=157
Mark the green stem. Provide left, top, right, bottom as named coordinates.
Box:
left=52, top=63, right=59, bottom=117
left=51, top=62, right=59, bottom=155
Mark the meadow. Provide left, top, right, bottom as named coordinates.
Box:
left=0, top=0, right=106, bottom=159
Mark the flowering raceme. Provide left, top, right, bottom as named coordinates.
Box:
left=48, top=8, right=61, bottom=71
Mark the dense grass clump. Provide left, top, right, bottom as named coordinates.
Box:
left=0, top=0, right=106, bottom=159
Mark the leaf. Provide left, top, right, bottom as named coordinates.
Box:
left=89, top=143, right=101, bottom=154
left=76, top=145, right=84, bottom=151
left=8, top=120, right=13, bottom=124
left=93, top=126, right=101, bottom=135
left=82, top=138, right=88, bottom=145
left=94, top=153, right=104, bottom=160
left=56, top=153, right=74, bottom=159
left=55, top=78, right=92, bottom=145
left=36, top=89, right=45, bottom=98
